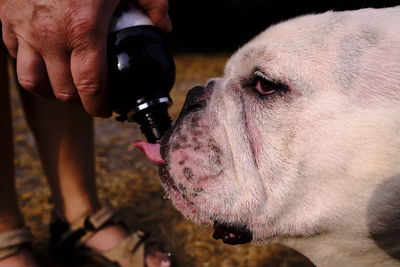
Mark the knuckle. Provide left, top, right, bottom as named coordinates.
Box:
left=31, top=18, right=58, bottom=43
left=70, top=18, right=96, bottom=36
left=75, top=80, right=99, bottom=95
left=65, top=14, right=99, bottom=47
left=38, top=26, right=57, bottom=41
left=31, top=27, right=59, bottom=52
left=18, top=76, right=39, bottom=92
left=54, top=92, right=77, bottom=102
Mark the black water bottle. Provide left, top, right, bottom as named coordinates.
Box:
left=108, top=2, right=175, bottom=143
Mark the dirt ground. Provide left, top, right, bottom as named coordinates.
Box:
left=11, top=54, right=315, bottom=267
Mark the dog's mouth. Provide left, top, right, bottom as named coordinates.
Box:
left=134, top=141, right=164, bottom=165
left=134, top=141, right=177, bottom=189
left=213, top=221, right=253, bottom=245
left=135, top=141, right=253, bottom=245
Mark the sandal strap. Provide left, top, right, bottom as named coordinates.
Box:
left=50, top=204, right=169, bottom=266
left=0, top=228, right=33, bottom=260
left=68, top=204, right=120, bottom=246
left=99, top=231, right=147, bottom=266
left=53, top=204, right=124, bottom=249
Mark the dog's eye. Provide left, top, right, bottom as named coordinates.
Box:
left=255, top=78, right=278, bottom=95
left=249, top=73, right=288, bottom=98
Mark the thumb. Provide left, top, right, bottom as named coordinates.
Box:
left=137, top=0, right=172, bottom=32
left=147, top=8, right=172, bottom=32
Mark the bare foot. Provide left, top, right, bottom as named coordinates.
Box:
left=0, top=249, right=40, bottom=267
left=85, top=225, right=171, bottom=267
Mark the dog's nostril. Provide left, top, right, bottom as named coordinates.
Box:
left=182, top=86, right=207, bottom=112
left=187, top=86, right=206, bottom=99
left=205, top=79, right=216, bottom=89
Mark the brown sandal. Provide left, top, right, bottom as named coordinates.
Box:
left=49, top=204, right=171, bottom=266
left=0, top=227, right=33, bottom=261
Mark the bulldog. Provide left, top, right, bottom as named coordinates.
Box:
left=135, top=6, right=400, bottom=267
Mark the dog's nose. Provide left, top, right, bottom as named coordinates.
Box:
left=180, top=86, right=208, bottom=115
left=181, top=79, right=216, bottom=115
left=183, top=85, right=206, bottom=108
left=205, top=79, right=217, bottom=90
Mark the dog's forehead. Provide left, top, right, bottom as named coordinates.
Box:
left=224, top=11, right=344, bottom=78
left=224, top=46, right=273, bottom=78
left=224, top=8, right=389, bottom=75
left=223, top=8, right=400, bottom=107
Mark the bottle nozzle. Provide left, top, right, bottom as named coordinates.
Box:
left=133, top=103, right=172, bottom=143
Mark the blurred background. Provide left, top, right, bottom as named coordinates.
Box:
left=168, top=0, right=399, bottom=52
left=10, top=0, right=399, bottom=266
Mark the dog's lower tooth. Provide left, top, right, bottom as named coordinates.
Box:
left=163, top=193, right=171, bottom=200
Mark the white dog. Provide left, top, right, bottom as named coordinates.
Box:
left=136, top=6, right=400, bottom=267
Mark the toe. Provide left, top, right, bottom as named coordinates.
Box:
left=145, top=245, right=171, bottom=267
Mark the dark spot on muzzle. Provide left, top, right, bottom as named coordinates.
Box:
left=159, top=86, right=207, bottom=159
left=183, top=167, right=194, bottom=180
left=159, top=165, right=178, bottom=192
left=213, top=221, right=253, bottom=245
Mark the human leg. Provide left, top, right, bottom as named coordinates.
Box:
left=19, top=90, right=170, bottom=267
left=19, top=89, right=99, bottom=223
left=0, top=38, right=38, bottom=267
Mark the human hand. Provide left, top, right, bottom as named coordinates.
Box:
left=0, top=0, right=171, bottom=117
left=136, top=0, right=172, bottom=32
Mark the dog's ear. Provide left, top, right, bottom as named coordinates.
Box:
left=368, top=175, right=400, bottom=260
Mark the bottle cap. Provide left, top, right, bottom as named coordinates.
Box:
left=110, top=2, right=154, bottom=33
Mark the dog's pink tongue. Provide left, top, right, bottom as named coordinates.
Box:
left=133, top=141, right=164, bottom=165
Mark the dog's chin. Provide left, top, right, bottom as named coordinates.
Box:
left=158, top=164, right=210, bottom=224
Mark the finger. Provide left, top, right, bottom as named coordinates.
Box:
left=43, top=51, right=79, bottom=102
left=149, top=11, right=172, bottom=33
left=16, top=39, right=53, bottom=98
left=1, top=24, right=18, bottom=58
left=137, top=0, right=172, bottom=32
left=70, top=39, right=111, bottom=117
